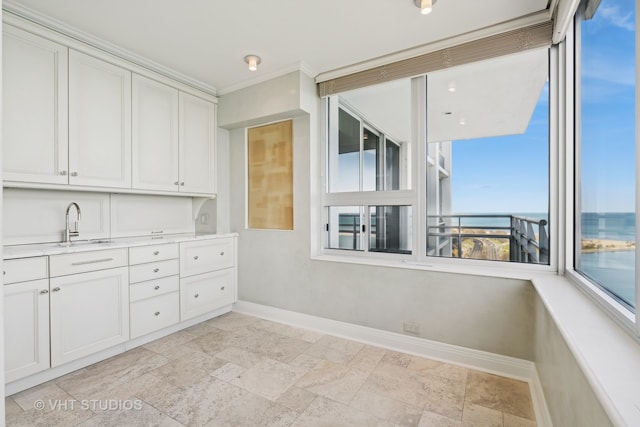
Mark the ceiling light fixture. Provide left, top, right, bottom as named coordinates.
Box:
left=414, top=0, right=437, bottom=15
left=244, top=55, right=261, bottom=71
left=447, top=82, right=456, bottom=92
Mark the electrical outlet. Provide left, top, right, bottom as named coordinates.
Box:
left=403, top=321, right=420, bottom=334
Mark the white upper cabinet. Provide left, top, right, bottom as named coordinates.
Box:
left=179, top=92, right=216, bottom=194
left=68, top=49, right=132, bottom=189
left=3, top=25, right=69, bottom=184
left=132, top=74, right=180, bottom=191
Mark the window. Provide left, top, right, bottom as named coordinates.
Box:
left=321, top=51, right=553, bottom=268
left=324, top=78, right=414, bottom=255
left=575, top=0, right=636, bottom=311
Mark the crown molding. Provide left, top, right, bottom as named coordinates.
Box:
left=2, top=0, right=218, bottom=96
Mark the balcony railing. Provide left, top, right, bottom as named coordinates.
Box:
left=426, top=214, right=549, bottom=264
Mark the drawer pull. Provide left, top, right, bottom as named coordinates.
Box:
left=153, top=251, right=160, bottom=255
left=52, top=287, right=61, bottom=292
left=193, top=256, right=199, bottom=260
left=154, top=311, right=160, bottom=316
left=40, top=289, right=49, bottom=295
left=2, top=271, right=5, bottom=275
left=221, top=286, right=225, bottom=291
left=71, top=258, right=114, bottom=266
left=220, top=251, right=225, bottom=256
left=194, top=293, right=199, bottom=298
left=153, top=268, right=160, bottom=273
left=154, top=285, right=160, bottom=290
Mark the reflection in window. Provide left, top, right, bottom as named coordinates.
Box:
left=576, top=0, right=636, bottom=309
left=369, top=206, right=412, bottom=254
left=328, top=206, right=362, bottom=250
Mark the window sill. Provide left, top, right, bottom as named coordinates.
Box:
left=311, top=253, right=556, bottom=281
left=532, top=275, right=640, bottom=427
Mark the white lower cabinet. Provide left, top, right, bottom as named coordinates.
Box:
left=180, top=269, right=235, bottom=321
left=130, top=291, right=180, bottom=338
left=50, top=267, right=129, bottom=367
left=128, top=243, right=180, bottom=338
left=4, top=279, right=50, bottom=382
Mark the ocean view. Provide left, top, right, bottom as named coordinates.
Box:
left=580, top=212, right=635, bottom=308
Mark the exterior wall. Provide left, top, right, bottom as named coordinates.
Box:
left=223, top=74, right=536, bottom=360
left=533, top=293, right=613, bottom=427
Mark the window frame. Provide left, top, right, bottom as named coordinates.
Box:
left=565, top=1, right=639, bottom=335
left=319, top=66, right=559, bottom=276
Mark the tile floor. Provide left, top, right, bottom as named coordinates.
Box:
left=5, top=312, right=537, bottom=427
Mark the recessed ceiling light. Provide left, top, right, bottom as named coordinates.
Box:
left=414, top=0, right=438, bottom=15
left=244, top=55, right=261, bottom=71
left=459, top=118, right=466, bottom=125
left=448, top=82, right=456, bottom=92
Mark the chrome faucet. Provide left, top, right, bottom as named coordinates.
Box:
left=64, top=202, right=82, bottom=243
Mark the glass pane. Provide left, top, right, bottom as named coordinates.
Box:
left=577, top=0, right=636, bottom=309
left=369, top=206, right=412, bottom=254
left=331, top=108, right=361, bottom=192
left=425, top=50, right=550, bottom=264
left=363, top=128, right=380, bottom=191
left=328, top=206, right=362, bottom=250
left=385, top=140, right=401, bottom=190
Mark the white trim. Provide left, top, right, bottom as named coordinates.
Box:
left=5, top=305, right=233, bottom=396
left=233, top=300, right=552, bottom=427
left=218, top=61, right=317, bottom=96
left=315, top=10, right=552, bottom=84
left=2, top=1, right=218, bottom=96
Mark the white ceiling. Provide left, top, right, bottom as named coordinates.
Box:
left=6, top=0, right=550, bottom=94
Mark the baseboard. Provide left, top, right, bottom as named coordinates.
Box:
left=234, top=300, right=552, bottom=427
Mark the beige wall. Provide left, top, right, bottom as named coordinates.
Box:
left=533, top=294, right=613, bottom=427
left=222, top=72, right=537, bottom=359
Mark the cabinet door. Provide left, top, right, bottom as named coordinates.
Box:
left=179, top=92, right=216, bottom=194
left=4, top=279, right=50, bottom=383
left=69, top=50, right=131, bottom=188
left=50, top=267, right=129, bottom=366
left=180, top=269, right=235, bottom=321
left=3, top=25, right=68, bottom=184
left=132, top=74, right=180, bottom=192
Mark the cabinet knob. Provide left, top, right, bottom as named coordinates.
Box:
left=174, top=181, right=179, bottom=186
left=60, top=171, right=68, bottom=176
left=2, top=271, right=5, bottom=275
left=194, top=293, right=199, bottom=298
left=154, top=285, right=160, bottom=290
left=154, top=311, right=160, bottom=316
left=193, top=255, right=199, bottom=260
left=220, top=251, right=225, bottom=256
left=180, top=182, right=185, bottom=186
left=220, top=286, right=225, bottom=291
left=153, top=251, right=159, bottom=255
left=52, top=287, right=61, bottom=292
left=40, top=289, right=49, bottom=295
left=153, top=268, right=160, bottom=273
left=70, top=172, right=78, bottom=177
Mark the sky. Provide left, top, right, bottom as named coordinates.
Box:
left=451, top=0, right=635, bottom=214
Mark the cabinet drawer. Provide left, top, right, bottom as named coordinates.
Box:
left=3, top=257, right=48, bottom=284
left=129, top=243, right=178, bottom=265
left=130, top=291, right=179, bottom=338
left=130, top=275, right=179, bottom=302
left=180, top=238, right=234, bottom=278
left=50, top=249, right=128, bottom=277
left=180, top=269, right=235, bottom=321
left=129, top=259, right=179, bottom=283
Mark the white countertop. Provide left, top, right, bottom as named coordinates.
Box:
left=3, top=232, right=238, bottom=260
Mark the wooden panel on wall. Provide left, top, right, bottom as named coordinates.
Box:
left=248, top=120, right=293, bottom=230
